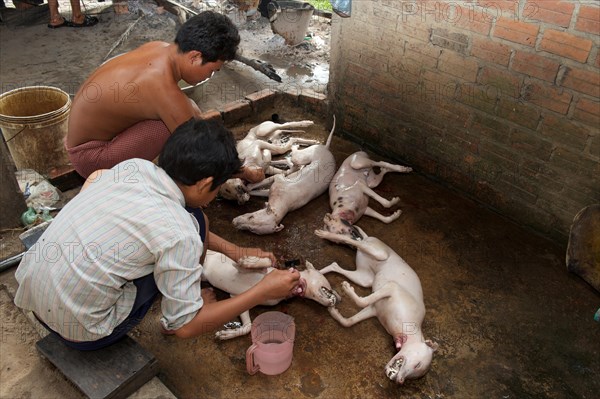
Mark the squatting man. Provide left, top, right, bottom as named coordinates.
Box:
left=14, top=118, right=301, bottom=350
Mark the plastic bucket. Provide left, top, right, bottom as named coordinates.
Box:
left=0, top=86, right=72, bottom=173
left=268, top=1, right=315, bottom=46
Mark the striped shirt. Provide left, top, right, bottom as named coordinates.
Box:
left=14, top=159, right=203, bottom=341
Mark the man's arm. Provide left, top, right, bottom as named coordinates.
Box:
left=206, top=231, right=277, bottom=266
left=155, top=84, right=203, bottom=133
left=172, top=268, right=300, bottom=338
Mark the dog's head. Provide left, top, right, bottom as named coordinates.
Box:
left=232, top=205, right=282, bottom=235
left=218, top=178, right=250, bottom=205
left=385, top=339, right=438, bottom=384
left=298, top=261, right=340, bottom=306
left=323, top=213, right=364, bottom=240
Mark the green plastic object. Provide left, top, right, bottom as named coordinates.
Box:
left=21, top=207, right=38, bottom=226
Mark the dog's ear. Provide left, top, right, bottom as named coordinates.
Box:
left=305, top=261, right=315, bottom=270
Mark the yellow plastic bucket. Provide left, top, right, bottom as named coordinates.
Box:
left=0, top=86, right=72, bottom=173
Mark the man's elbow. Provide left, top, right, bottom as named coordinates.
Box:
left=172, top=325, right=195, bottom=339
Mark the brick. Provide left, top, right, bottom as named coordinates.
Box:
left=573, top=98, right=600, bottom=127
left=551, top=146, right=599, bottom=179
left=511, top=51, right=560, bottom=83
left=525, top=1, right=574, bottom=28
left=494, top=18, right=539, bottom=47
left=346, top=62, right=371, bottom=80
left=523, top=82, right=572, bottom=114
left=454, top=6, right=492, bottom=35
left=561, top=67, right=600, bottom=97
left=405, top=41, right=442, bottom=69
left=479, top=66, right=523, bottom=98
left=245, top=89, right=277, bottom=112
left=471, top=113, right=511, bottom=144
left=397, top=19, right=431, bottom=42
left=200, top=109, right=221, bottom=122
left=438, top=51, right=479, bottom=82
left=220, top=100, right=251, bottom=125
left=422, top=70, right=460, bottom=103
left=497, top=97, right=541, bottom=130
left=430, top=28, right=470, bottom=55
left=347, top=84, right=382, bottom=108
left=390, top=56, right=421, bottom=84
left=540, top=114, right=589, bottom=151
left=477, top=1, right=519, bottom=19
left=540, top=30, right=593, bottom=63
left=373, top=5, right=400, bottom=23
left=591, top=135, right=600, bottom=158
left=471, top=37, right=512, bottom=66
left=521, top=159, right=564, bottom=191
left=479, top=141, right=520, bottom=173
left=510, top=128, right=553, bottom=161
left=369, top=72, right=401, bottom=98
left=496, top=177, right=538, bottom=203
left=575, top=5, right=600, bottom=34
left=455, top=83, right=497, bottom=114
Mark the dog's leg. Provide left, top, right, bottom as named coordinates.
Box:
left=328, top=305, right=377, bottom=327
left=319, top=262, right=375, bottom=288
left=364, top=207, right=402, bottom=223
left=248, top=189, right=270, bottom=197
left=247, top=175, right=276, bottom=191
left=315, top=229, right=390, bottom=261
left=215, top=310, right=253, bottom=340
left=289, top=137, right=320, bottom=146
left=341, top=281, right=395, bottom=308
left=253, top=121, right=314, bottom=138
left=257, top=141, right=294, bottom=155
left=360, top=183, right=400, bottom=208
left=369, top=161, right=413, bottom=174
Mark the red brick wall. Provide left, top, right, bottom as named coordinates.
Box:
left=329, top=0, right=599, bottom=245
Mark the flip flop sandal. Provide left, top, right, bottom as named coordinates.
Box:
left=47, top=19, right=71, bottom=29
left=68, top=15, right=99, bottom=28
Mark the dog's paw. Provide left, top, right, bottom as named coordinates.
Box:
left=341, top=281, right=355, bottom=295
left=386, top=197, right=400, bottom=207
left=389, top=209, right=402, bottom=221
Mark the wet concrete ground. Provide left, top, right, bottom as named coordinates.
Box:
left=129, top=103, right=599, bottom=398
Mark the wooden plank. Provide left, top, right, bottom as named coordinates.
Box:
left=36, top=334, right=158, bottom=399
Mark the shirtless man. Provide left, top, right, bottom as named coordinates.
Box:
left=66, top=11, right=261, bottom=181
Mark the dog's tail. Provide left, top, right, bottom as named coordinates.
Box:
left=325, top=115, right=336, bottom=149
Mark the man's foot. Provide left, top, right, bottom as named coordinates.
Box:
left=47, top=16, right=70, bottom=29
left=69, top=15, right=99, bottom=28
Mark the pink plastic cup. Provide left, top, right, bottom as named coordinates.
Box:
left=246, top=311, right=296, bottom=375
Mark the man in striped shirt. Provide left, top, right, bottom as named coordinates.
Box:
left=14, top=118, right=300, bottom=349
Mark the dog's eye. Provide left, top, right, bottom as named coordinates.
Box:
left=415, top=362, right=421, bottom=369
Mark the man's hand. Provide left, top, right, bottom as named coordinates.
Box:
left=257, top=268, right=301, bottom=301
left=239, top=166, right=265, bottom=184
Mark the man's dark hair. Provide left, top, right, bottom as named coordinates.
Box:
left=159, top=118, right=242, bottom=190
left=175, top=11, right=240, bottom=63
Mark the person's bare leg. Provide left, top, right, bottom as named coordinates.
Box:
left=47, top=0, right=66, bottom=26
left=69, top=0, right=84, bottom=24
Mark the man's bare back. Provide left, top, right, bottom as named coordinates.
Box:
left=66, top=41, right=222, bottom=147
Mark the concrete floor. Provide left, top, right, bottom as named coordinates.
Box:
left=127, top=104, right=598, bottom=399
left=1, top=3, right=599, bottom=399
